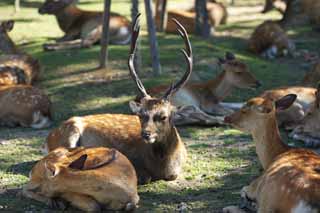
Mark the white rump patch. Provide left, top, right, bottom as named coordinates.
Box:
left=292, top=201, right=317, bottom=213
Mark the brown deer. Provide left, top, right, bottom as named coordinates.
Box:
left=0, top=20, right=40, bottom=85
left=38, top=0, right=131, bottom=51
left=43, top=16, right=191, bottom=184
left=162, top=1, right=228, bottom=34
left=223, top=94, right=320, bottom=213
left=289, top=84, right=320, bottom=147
left=23, top=146, right=139, bottom=211
left=248, top=20, right=295, bottom=59
left=0, top=85, right=52, bottom=128
left=262, top=0, right=287, bottom=14
left=144, top=52, right=261, bottom=125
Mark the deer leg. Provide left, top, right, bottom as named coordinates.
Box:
left=238, top=177, right=260, bottom=212
left=61, top=192, right=101, bottom=212
left=174, top=105, right=225, bottom=126
left=43, top=39, right=83, bottom=51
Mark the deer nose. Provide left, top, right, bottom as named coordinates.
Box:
left=141, top=131, right=151, bottom=140
left=255, top=81, right=262, bottom=88
left=224, top=116, right=232, bottom=124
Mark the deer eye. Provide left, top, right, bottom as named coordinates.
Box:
left=154, top=114, right=167, bottom=122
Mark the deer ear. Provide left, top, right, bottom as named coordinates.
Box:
left=129, top=101, right=142, bottom=114
left=69, top=154, right=87, bottom=170
left=275, top=94, right=297, bottom=111
left=45, top=161, right=59, bottom=178
left=3, top=20, right=14, bottom=32
left=225, top=52, right=236, bottom=61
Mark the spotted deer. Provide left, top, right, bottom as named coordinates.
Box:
left=143, top=52, right=261, bottom=126
left=43, top=16, right=190, bottom=184
left=248, top=20, right=295, bottom=59
left=0, top=85, right=52, bottom=128
left=223, top=94, right=320, bottom=213
left=23, top=146, right=139, bottom=211
left=0, top=20, right=40, bottom=85
left=262, top=0, right=287, bottom=14
left=38, top=0, right=131, bottom=51
left=162, top=1, right=228, bottom=34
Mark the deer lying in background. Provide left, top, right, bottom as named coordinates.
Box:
left=248, top=20, right=295, bottom=59
left=38, top=0, right=131, bottom=51
left=144, top=52, right=261, bottom=126
left=43, top=16, right=190, bottom=184
left=289, top=84, right=320, bottom=147
left=163, top=1, right=228, bottom=34
left=0, top=20, right=40, bottom=85
left=23, top=147, right=139, bottom=211
left=0, top=85, right=52, bottom=128
left=262, top=0, right=287, bottom=14
left=223, top=94, right=320, bottom=213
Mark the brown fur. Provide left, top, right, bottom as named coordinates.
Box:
left=0, top=85, right=52, bottom=128
left=39, top=0, right=131, bottom=50
left=302, top=60, right=320, bottom=87
left=0, top=20, right=40, bottom=85
left=145, top=53, right=260, bottom=125
left=23, top=147, right=139, bottom=211
left=223, top=95, right=320, bottom=212
left=248, top=21, right=295, bottom=59
left=163, top=1, right=227, bottom=34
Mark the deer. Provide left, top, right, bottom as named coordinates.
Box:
left=0, top=85, right=52, bottom=129
left=23, top=146, right=139, bottom=211
left=223, top=94, right=320, bottom=213
left=161, top=1, right=228, bottom=34
left=142, top=52, right=261, bottom=126
left=42, top=15, right=191, bottom=184
left=248, top=20, right=295, bottom=59
left=0, top=20, right=40, bottom=85
left=38, top=0, right=131, bottom=51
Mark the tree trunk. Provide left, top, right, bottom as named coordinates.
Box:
left=15, top=0, right=20, bottom=13
left=131, top=0, right=142, bottom=73
left=144, top=0, right=161, bottom=76
left=99, top=0, right=111, bottom=69
left=195, top=0, right=210, bottom=38
left=155, top=0, right=167, bottom=32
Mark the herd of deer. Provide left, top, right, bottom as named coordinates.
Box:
left=1, top=0, right=320, bottom=212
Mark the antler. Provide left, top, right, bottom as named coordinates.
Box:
left=163, top=18, right=193, bottom=100
left=128, top=13, right=149, bottom=98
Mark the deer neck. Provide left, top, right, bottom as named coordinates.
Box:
left=56, top=5, right=81, bottom=33
left=0, top=33, right=20, bottom=54
left=152, top=127, right=181, bottom=158
left=251, top=114, right=290, bottom=170
left=205, top=70, right=233, bottom=102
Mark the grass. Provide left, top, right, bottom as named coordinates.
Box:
left=0, top=0, right=319, bottom=212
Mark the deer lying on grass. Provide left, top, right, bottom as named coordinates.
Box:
left=0, top=20, right=40, bottom=85
left=163, top=1, right=228, bottom=34
left=43, top=16, right=190, bottom=184
left=38, top=0, right=131, bottom=51
left=248, top=20, right=295, bottom=59
left=0, top=85, right=52, bottom=128
left=262, top=0, right=287, bottom=14
left=23, top=147, right=139, bottom=211
left=223, top=94, right=320, bottom=213
left=144, top=52, right=261, bottom=126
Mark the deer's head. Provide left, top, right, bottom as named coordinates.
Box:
left=39, top=0, right=77, bottom=14
left=129, top=14, right=192, bottom=144
left=224, top=94, right=296, bottom=133
left=0, top=20, right=14, bottom=33
left=218, top=52, right=261, bottom=89
left=292, top=85, right=320, bottom=138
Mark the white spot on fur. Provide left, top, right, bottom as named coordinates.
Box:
left=292, top=201, right=317, bottom=213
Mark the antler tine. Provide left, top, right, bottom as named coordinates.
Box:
left=128, top=13, right=149, bottom=98
left=163, top=18, right=193, bottom=100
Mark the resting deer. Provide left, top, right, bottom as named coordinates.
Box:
left=43, top=16, right=190, bottom=184
left=162, top=1, right=228, bottom=34
left=38, top=0, right=131, bottom=51
left=23, top=146, right=139, bottom=211
left=0, top=85, right=52, bottom=128
left=248, top=20, right=295, bottom=59
left=289, top=84, right=320, bottom=147
left=144, top=52, right=261, bottom=126
left=0, top=20, right=40, bottom=85
left=223, top=94, right=320, bottom=213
